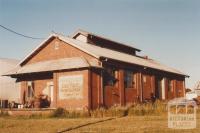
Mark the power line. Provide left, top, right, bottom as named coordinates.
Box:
left=0, top=24, right=44, bottom=40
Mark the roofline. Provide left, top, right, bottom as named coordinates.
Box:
left=3, top=66, right=102, bottom=77
left=99, top=56, right=189, bottom=77
left=18, top=33, right=188, bottom=77
left=19, top=33, right=101, bottom=66
left=71, top=29, right=141, bottom=52
left=19, top=34, right=58, bottom=66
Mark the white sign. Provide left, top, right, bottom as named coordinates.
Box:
left=168, top=98, right=197, bottom=129
left=59, top=75, right=83, bottom=99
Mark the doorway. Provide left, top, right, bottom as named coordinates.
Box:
left=49, top=85, right=54, bottom=102
left=155, top=77, right=165, bottom=100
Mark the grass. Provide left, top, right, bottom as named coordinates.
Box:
left=0, top=113, right=199, bottom=133
left=76, top=115, right=200, bottom=133
left=0, top=101, right=199, bottom=133
left=0, top=117, right=102, bottom=133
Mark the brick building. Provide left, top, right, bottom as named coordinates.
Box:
left=5, top=29, right=188, bottom=109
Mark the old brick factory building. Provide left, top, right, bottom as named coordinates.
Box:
left=5, top=29, right=188, bottom=110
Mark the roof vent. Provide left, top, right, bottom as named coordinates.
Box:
left=75, top=34, right=87, bottom=43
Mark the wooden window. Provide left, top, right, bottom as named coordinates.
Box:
left=103, top=67, right=118, bottom=86
left=124, top=70, right=137, bottom=88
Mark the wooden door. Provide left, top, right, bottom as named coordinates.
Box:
left=142, top=74, right=153, bottom=101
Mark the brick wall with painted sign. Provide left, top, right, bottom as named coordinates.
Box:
left=58, top=75, right=83, bottom=100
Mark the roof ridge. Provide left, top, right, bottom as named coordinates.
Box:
left=17, top=33, right=187, bottom=77
left=71, top=29, right=141, bottom=51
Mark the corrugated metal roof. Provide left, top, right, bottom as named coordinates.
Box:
left=59, top=35, right=187, bottom=76
left=17, top=33, right=187, bottom=77
left=5, top=57, right=101, bottom=75
left=71, top=29, right=141, bottom=52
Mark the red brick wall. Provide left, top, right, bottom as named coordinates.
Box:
left=53, top=70, right=89, bottom=110
left=20, top=81, right=26, bottom=104
left=18, top=37, right=101, bottom=109
left=34, top=79, right=53, bottom=97
left=90, top=69, right=102, bottom=109
left=23, top=37, right=97, bottom=66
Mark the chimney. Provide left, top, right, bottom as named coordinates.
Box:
left=144, top=56, right=148, bottom=59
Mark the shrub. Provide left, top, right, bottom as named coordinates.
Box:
left=90, top=107, right=106, bottom=118
left=90, top=106, right=128, bottom=118
left=50, top=108, right=90, bottom=118
left=105, top=106, right=128, bottom=117
left=51, top=107, right=66, bottom=117
left=127, top=100, right=167, bottom=116
left=0, top=109, right=9, bottom=117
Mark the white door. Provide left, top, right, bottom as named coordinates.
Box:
left=49, top=85, right=54, bottom=102
left=161, top=79, right=165, bottom=100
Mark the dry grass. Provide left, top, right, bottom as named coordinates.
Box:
left=0, top=117, right=103, bottom=133
left=0, top=113, right=199, bottom=133
left=74, top=114, right=200, bottom=133
left=0, top=102, right=199, bottom=133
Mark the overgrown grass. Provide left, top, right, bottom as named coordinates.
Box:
left=91, top=100, right=167, bottom=117
left=128, top=100, right=167, bottom=116
left=1, top=101, right=200, bottom=133
left=1, top=100, right=199, bottom=119
left=0, top=109, right=9, bottom=117
left=50, top=107, right=90, bottom=118
left=90, top=106, right=128, bottom=118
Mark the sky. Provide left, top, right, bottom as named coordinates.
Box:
left=0, top=0, right=199, bottom=89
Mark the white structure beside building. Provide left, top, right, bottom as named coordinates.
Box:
left=194, top=81, right=200, bottom=97
left=0, top=58, right=20, bottom=103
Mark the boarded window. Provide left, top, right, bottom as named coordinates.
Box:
left=124, top=70, right=137, bottom=88
left=103, top=67, right=118, bottom=86
left=166, top=78, right=173, bottom=92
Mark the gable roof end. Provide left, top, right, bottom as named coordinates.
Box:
left=18, top=33, right=188, bottom=77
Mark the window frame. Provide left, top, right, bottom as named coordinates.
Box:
left=103, top=66, right=118, bottom=87
left=124, top=69, right=137, bottom=89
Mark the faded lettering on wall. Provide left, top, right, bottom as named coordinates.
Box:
left=59, top=75, right=83, bottom=99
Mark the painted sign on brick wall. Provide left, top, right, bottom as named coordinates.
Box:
left=59, top=75, right=83, bottom=99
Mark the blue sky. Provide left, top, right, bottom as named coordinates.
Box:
left=0, top=0, right=199, bottom=88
